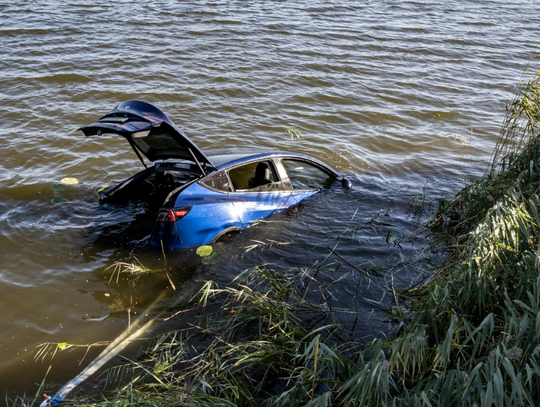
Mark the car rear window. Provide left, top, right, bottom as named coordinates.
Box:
left=131, top=132, right=184, bottom=156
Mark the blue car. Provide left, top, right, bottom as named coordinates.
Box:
left=80, top=101, right=352, bottom=250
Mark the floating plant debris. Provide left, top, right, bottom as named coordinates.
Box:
left=61, top=177, right=80, bottom=185
left=94, top=185, right=109, bottom=194
left=196, top=245, right=213, bottom=257
left=50, top=183, right=67, bottom=192
left=51, top=197, right=69, bottom=204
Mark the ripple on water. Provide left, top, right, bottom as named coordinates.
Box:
left=1, top=0, right=540, bottom=398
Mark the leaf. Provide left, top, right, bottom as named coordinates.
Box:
left=57, top=342, right=68, bottom=350
left=153, top=362, right=166, bottom=374
left=94, top=185, right=109, bottom=194
left=196, top=245, right=213, bottom=257
left=50, top=183, right=66, bottom=192
left=285, top=126, right=302, bottom=141
left=51, top=197, right=69, bottom=204
left=202, top=253, right=219, bottom=265
left=61, top=177, right=80, bottom=185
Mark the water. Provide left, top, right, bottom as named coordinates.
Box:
left=1, top=0, right=539, bottom=401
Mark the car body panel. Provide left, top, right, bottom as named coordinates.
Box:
left=149, top=182, right=244, bottom=248
left=226, top=190, right=297, bottom=224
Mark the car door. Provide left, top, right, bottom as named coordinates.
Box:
left=279, top=158, right=337, bottom=204
left=225, top=159, right=296, bottom=225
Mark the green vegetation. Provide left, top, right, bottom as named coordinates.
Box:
left=26, top=71, right=540, bottom=406
left=285, top=126, right=302, bottom=142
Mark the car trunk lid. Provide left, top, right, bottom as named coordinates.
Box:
left=79, top=100, right=213, bottom=174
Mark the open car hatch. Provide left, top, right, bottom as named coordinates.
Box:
left=79, top=100, right=213, bottom=174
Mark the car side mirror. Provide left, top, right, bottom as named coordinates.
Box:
left=341, top=178, right=352, bottom=189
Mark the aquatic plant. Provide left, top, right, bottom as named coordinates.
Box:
left=34, top=341, right=110, bottom=365
left=64, top=259, right=399, bottom=406
left=390, top=66, right=540, bottom=405
left=105, top=258, right=151, bottom=285
left=285, top=126, right=302, bottom=142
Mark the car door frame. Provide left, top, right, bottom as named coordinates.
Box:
left=273, top=156, right=339, bottom=203
left=222, top=157, right=296, bottom=226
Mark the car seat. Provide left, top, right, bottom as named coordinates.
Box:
left=248, top=162, right=273, bottom=189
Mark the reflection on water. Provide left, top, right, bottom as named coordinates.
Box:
left=1, top=0, right=539, bottom=400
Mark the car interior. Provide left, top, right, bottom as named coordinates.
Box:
left=229, top=160, right=280, bottom=192
left=102, top=166, right=199, bottom=206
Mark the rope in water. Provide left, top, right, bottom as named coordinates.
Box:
left=39, top=291, right=170, bottom=407
left=40, top=317, right=155, bottom=406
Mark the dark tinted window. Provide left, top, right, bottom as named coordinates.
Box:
left=131, top=132, right=181, bottom=155
left=200, top=170, right=232, bottom=192
left=282, top=160, right=334, bottom=190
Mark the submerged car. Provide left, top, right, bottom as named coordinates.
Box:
left=79, top=101, right=352, bottom=250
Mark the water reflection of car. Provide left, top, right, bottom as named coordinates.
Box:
left=79, top=100, right=352, bottom=250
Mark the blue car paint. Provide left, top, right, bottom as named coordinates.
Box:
left=228, top=191, right=294, bottom=222
left=226, top=189, right=317, bottom=222
left=149, top=187, right=323, bottom=250
left=150, top=182, right=244, bottom=248
left=149, top=154, right=335, bottom=250
left=149, top=181, right=318, bottom=250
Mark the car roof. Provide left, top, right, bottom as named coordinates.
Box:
left=79, top=102, right=343, bottom=179
left=206, top=150, right=341, bottom=176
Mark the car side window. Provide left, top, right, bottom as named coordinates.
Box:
left=228, top=160, right=284, bottom=192
left=200, top=170, right=232, bottom=192
left=282, top=159, right=335, bottom=190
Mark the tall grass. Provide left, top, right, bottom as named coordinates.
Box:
left=393, top=67, right=540, bottom=405
left=86, top=265, right=394, bottom=406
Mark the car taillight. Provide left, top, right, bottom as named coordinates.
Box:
left=156, top=207, right=192, bottom=222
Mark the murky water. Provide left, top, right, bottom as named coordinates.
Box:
left=1, top=0, right=539, bottom=401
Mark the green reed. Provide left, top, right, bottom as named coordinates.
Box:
left=391, top=67, right=540, bottom=406
left=72, top=262, right=401, bottom=407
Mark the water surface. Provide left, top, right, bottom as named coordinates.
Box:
left=1, top=0, right=539, bottom=401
